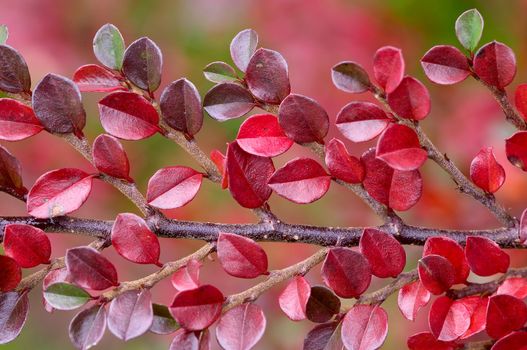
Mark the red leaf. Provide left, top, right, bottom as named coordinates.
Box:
left=203, top=83, right=255, bottom=121
left=418, top=254, right=455, bottom=295
left=3, top=224, right=51, bottom=268
left=421, top=45, right=471, bottom=85
left=73, top=64, right=124, bottom=92
left=98, top=91, right=159, bottom=140
left=216, top=303, right=266, bottom=350
left=376, top=123, right=427, bottom=171
left=0, top=45, right=31, bottom=93
left=397, top=281, right=431, bottom=321
left=278, top=94, right=329, bottom=144
left=210, top=149, right=228, bottom=189
left=0, top=145, right=27, bottom=199
left=236, top=114, right=293, bottom=157
left=122, top=37, right=162, bottom=93
left=469, top=147, right=505, bottom=193
left=325, top=138, right=365, bottom=184
left=423, top=236, right=470, bottom=285
left=331, top=61, right=371, bottom=93
left=69, top=305, right=107, bottom=350
left=108, top=289, right=153, bottom=341
left=429, top=296, right=470, bottom=341
left=169, top=284, right=224, bottom=331
left=486, top=294, right=527, bottom=339
left=92, top=134, right=132, bottom=182
left=66, top=246, right=118, bottom=290
left=217, top=232, right=268, bottom=279
left=305, top=285, right=341, bottom=323
left=278, top=276, right=310, bottom=321
left=497, top=277, right=527, bottom=299
left=0, top=98, right=43, bottom=141
left=459, top=296, right=488, bottom=339
left=230, top=29, right=258, bottom=72
left=514, top=84, right=527, bottom=122
left=361, top=148, right=423, bottom=211
left=303, top=322, right=340, bottom=350
left=491, top=331, right=527, bottom=350
left=146, top=166, right=203, bottom=209
left=27, top=168, right=94, bottom=219
left=505, top=131, right=527, bottom=171
left=407, top=332, right=458, bottom=350
left=387, top=76, right=431, bottom=120
left=341, top=305, right=388, bottom=350
left=336, top=101, right=390, bottom=143
left=226, top=141, right=274, bottom=208
left=111, top=213, right=160, bottom=265
left=373, top=46, right=405, bottom=93
left=359, top=228, right=406, bottom=278
left=465, top=236, right=510, bottom=276
left=473, top=41, right=516, bottom=89
left=0, top=292, right=29, bottom=344
left=245, top=48, right=290, bottom=104
left=268, top=158, right=331, bottom=204
left=171, top=259, right=201, bottom=291
left=0, top=256, right=21, bottom=292
left=321, top=247, right=371, bottom=298
left=160, top=78, right=203, bottom=137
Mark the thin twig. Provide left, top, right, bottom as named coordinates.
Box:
left=356, top=269, right=419, bottom=305
left=448, top=267, right=527, bottom=299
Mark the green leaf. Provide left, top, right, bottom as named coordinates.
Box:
left=93, top=24, right=125, bottom=70
left=455, top=9, right=484, bottom=52
left=150, top=303, right=179, bottom=335
left=44, top=282, right=91, bottom=310
left=203, top=61, right=238, bottom=83
left=0, top=25, right=8, bottom=44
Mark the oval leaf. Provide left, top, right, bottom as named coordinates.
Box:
left=497, top=277, right=527, bottom=299
left=171, top=259, right=201, bottom=291
left=473, top=41, right=516, bottom=89
left=397, top=281, right=431, bottom=321
left=336, top=101, right=390, bottom=143
left=44, top=283, right=91, bottom=311
left=245, top=48, right=290, bottom=104
left=423, top=236, right=469, bottom=285
left=0, top=292, right=29, bottom=344
left=66, top=246, right=118, bottom=290
left=0, top=45, right=30, bottom=93
left=169, top=329, right=199, bottom=349
left=108, top=289, right=153, bottom=341
left=321, top=247, right=371, bottom=298
left=341, top=305, right=388, bottom=350
left=278, top=276, right=311, bottom=321
left=217, top=232, right=268, bottom=279
left=216, top=303, right=266, bottom=350
left=160, top=78, right=203, bottom=137
left=69, top=305, right=107, bottom=350
left=418, top=254, right=455, bottom=295
left=387, top=76, right=431, bottom=120
left=455, top=9, right=484, bottom=52
left=325, top=138, right=365, bottom=184
left=486, top=294, right=527, bottom=339
left=0, top=98, right=43, bottom=141
left=359, top=228, right=406, bottom=278
left=150, top=303, right=180, bottom=335
left=93, top=23, right=125, bottom=70
left=303, top=322, right=340, bottom=350
left=146, top=166, right=203, bottom=210
left=305, top=286, right=341, bottom=323
left=421, top=45, right=471, bottom=85
left=122, top=37, right=162, bottom=92
left=429, top=296, right=470, bottom=342
left=92, top=134, right=132, bottom=182
left=230, top=29, right=258, bottom=72
left=0, top=256, right=21, bottom=292
left=505, top=131, right=527, bottom=171
left=3, top=224, right=51, bottom=268
left=0, top=145, right=27, bottom=200
left=73, top=64, right=123, bottom=92
left=236, top=114, right=293, bottom=157
left=203, top=61, right=238, bottom=83
left=373, top=46, right=405, bottom=93
left=203, top=83, right=255, bottom=121
left=470, top=146, right=505, bottom=193
left=376, top=123, right=427, bottom=171
left=331, top=61, right=371, bottom=93
left=459, top=296, right=489, bottom=339
left=407, top=332, right=457, bottom=350
left=465, top=236, right=510, bottom=276
left=491, top=331, right=527, bottom=350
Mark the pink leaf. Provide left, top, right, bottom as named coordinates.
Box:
left=421, top=45, right=471, bottom=85
left=278, top=276, right=310, bottom=321
left=428, top=296, right=470, bottom=342
left=497, top=277, right=527, bottom=299
left=373, top=46, right=405, bottom=93
left=107, top=289, right=153, bottom=341
left=397, top=281, right=431, bottom=321
left=216, top=303, right=266, bottom=350
left=69, top=305, right=107, bottom=350
left=336, top=101, right=390, bottom=143
left=459, top=296, right=488, bottom=339
left=171, top=259, right=201, bottom=291
left=341, top=305, right=388, bottom=350
left=146, top=166, right=203, bottom=209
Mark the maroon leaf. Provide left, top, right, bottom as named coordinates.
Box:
left=418, top=254, right=455, bottom=295
left=505, top=131, right=527, bottom=171
left=359, top=228, right=406, bottom=278
left=122, top=37, right=162, bottom=92
left=3, top=224, right=51, bottom=268
left=423, top=236, right=470, bottom=285
left=69, top=305, right=107, bottom=350
left=473, top=41, right=516, bottom=89
left=303, top=322, right=340, bottom=350
left=66, top=246, right=118, bottom=290
left=514, top=84, right=527, bottom=121
left=321, top=247, right=371, bottom=298
left=305, top=286, right=341, bottom=323
left=169, top=284, right=224, bottom=331
left=361, top=148, right=423, bottom=211
left=459, top=296, right=488, bottom=339
left=497, top=277, right=527, bottom=299
left=230, top=29, right=258, bottom=72
left=341, top=305, right=388, bottom=350
left=465, top=236, right=510, bottom=276
left=210, top=149, right=228, bottom=189
left=236, top=114, right=293, bottom=157
left=226, top=141, right=274, bottom=208
left=397, top=281, right=431, bottom=321
left=146, top=166, right=203, bottom=209
left=376, top=123, right=427, bottom=171
left=486, top=294, right=527, bottom=339
left=491, top=331, right=527, bottom=350
left=98, top=91, right=159, bottom=140
left=0, top=256, right=21, bottom=292
left=108, top=289, right=153, bottom=341
left=216, top=303, right=266, bottom=350
left=0, top=292, right=29, bottom=344
left=470, top=147, right=505, bottom=193
left=203, top=83, right=255, bottom=121
left=387, top=76, right=431, bottom=120
left=407, top=332, right=458, bottom=350
left=150, top=303, right=179, bottom=335
left=278, top=276, right=310, bottom=321
left=92, top=134, right=132, bottom=182
left=245, top=48, right=290, bottom=104
left=324, top=138, right=365, bottom=184
left=73, top=64, right=124, bottom=92
left=331, top=61, right=371, bottom=93
left=217, top=232, right=268, bottom=279
left=373, top=46, right=405, bottom=93
left=111, top=213, right=160, bottom=265
left=160, top=78, right=203, bottom=137
left=268, top=158, right=331, bottom=204
left=0, top=145, right=27, bottom=199
left=0, top=45, right=31, bottom=93
left=32, top=73, right=86, bottom=135
left=27, top=168, right=94, bottom=219
left=169, top=329, right=199, bottom=349
left=171, top=259, right=201, bottom=291
left=336, top=101, right=390, bottom=143
left=429, top=296, right=470, bottom=341
left=421, top=45, right=471, bottom=85
left=0, top=98, right=43, bottom=141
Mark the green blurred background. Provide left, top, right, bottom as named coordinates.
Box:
left=1, top=0, right=527, bottom=348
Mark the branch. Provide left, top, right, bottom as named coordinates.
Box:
left=356, top=269, right=418, bottom=305
left=448, top=267, right=527, bottom=299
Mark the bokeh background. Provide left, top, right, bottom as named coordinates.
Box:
left=1, top=0, right=527, bottom=348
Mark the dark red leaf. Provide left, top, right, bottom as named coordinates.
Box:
left=73, top=64, right=124, bottom=92
left=169, top=284, right=224, bottom=331
left=3, top=224, right=51, bottom=268
left=465, top=236, right=510, bottom=276
left=230, top=29, right=258, bottom=72
left=459, top=296, right=488, bottom=339
left=210, top=149, right=228, bottom=189
left=486, top=294, right=527, bottom=339
left=160, top=78, right=203, bottom=137
left=268, top=158, right=331, bottom=204
left=470, top=147, right=505, bottom=193
left=66, top=246, right=118, bottom=290
left=0, top=256, right=20, bottom=292
left=245, top=48, right=290, bottom=104
left=407, top=332, right=458, bottom=350
left=146, top=166, right=203, bottom=209
left=423, top=236, right=470, bottom=285
left=376, top=123, right=427, bottom=171
left=111, top=213, right=160, bottom=265
left=324, top=138, right=365, bottom=184
left=341, top=305, right=388, bottom=350
left=203, top=83, right=255, bottom=121
left=150, top=303, right=179, bottom=335
left=0, top=45, right=31, bottom=93
left=514, top=84, right=527, bottom=121
left=361, top=148, right=423, bottom=211
left=0, top=145, right=27, bottom=199
left=497, top=277, right=527, bottom=299
left=305, top=286, right=341, bottom=323
left=236, top=114, right=293, bottom=157
left=429, top=296, right=470, bottom=341
left=226, top=141, right=274, bottom=208
left=122, top=37, right=162, bottom=92
left=418, top=254, right=455, bottom=295
left=98, top=91, right=159, bottom=140
left=359, top=228, right=406, bottom=278
left=331, top=61, right=371, bottom=93
left=216, top=303, right=266, bottom=350
left=169, top=329, right=199, bottom=350
left=171, top=259, right=201, bottom=291
left=397, top=281, right=431, bottom=321
left=421, top=45, right=471, bottom=85
left=92, top=134, right=132, bottom=182
left=303, top=322, right=340, bottom=350
left=473, top=41, right=516, bottom=89
left=505, top=131, right=527, bottom=171
left=321, top=247, right=371, bottom=298
left=491, top=331, right=527, bottom=350
left=0, top=98, right=43, bottom=141
left=336, top=101, right=390, bottom=143
left=521, top=209, right=527, bottom=244
left=217, top=232, right=268, bottom=278
left=373, top=46, right=405, bottom=93
left=69, top=305, right=107, bottom=350
left=108, top=289, right=153, bottom=341
left=387, top=76, right=431, bottom=120
left=0, top=292, right=29, bottom=344
left=278, top=276, right=310, bottom=321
